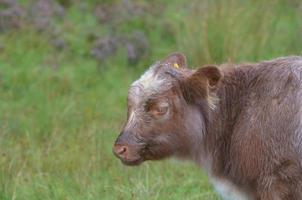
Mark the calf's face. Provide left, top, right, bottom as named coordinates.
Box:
left=113, top=53, right=221, bottom=166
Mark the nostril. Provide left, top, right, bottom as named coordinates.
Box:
left=117, top=146, right=127, bottom=155
left=114, top=144, right=128, bottom=157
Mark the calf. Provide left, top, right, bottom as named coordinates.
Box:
left=113, top=53, right=302, bottom=200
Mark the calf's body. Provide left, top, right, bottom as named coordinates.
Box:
left=113, top=54, right=302, bottom=200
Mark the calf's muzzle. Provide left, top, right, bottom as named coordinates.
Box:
left=113, top=131, right=144, bottom=166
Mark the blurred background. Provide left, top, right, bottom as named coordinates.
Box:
left=0, top=0, right=301, bottom=199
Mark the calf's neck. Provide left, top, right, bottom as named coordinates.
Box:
left=113, top=53, right=302, bottom=200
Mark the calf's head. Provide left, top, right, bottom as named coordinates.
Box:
left=113, top=53, right=221, bottom=166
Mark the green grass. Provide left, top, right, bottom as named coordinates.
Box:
left=0, top=0, right=301, bottom=199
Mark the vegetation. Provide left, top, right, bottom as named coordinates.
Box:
left=0, top=0, right=301, bottom=199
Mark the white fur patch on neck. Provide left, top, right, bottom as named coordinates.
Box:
left=210, top=178, right=251, bottom=200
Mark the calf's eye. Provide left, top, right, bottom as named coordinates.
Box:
left=145, top=100, right=169, bottom=117
left=148, top=104, right=169, bottom=117
left=155, top=106, right=168, bottom=115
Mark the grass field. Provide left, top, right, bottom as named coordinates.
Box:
left=0, top=0, right=301, bottom=199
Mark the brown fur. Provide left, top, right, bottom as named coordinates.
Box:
left=113, top=53, right=302, bottom=199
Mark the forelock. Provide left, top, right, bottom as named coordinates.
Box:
left=130, top=63, right=174, bottom=100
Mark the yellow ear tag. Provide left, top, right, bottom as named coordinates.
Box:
left=173, top=63, right=179, bottom=69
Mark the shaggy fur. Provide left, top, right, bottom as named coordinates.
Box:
left=113, top=53, right=302, bottom=199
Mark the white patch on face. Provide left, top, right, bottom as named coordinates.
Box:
left=210, top=178, right=251, bottom=200
left=126, top=111, right=136, bottom=129
left=131, top=64, right=172, bottom=99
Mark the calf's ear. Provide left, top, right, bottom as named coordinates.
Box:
left=161, top=52, right=187, bottom=68
left=180, top=65, right=221, bottom=104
